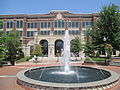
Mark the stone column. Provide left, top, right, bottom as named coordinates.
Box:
left=37, top=22, right=40, bottom=35
left=23, top=19, right=27, bottom=44
left=79, top=22, right=82, bottom=32
left=3, top=20, right=6, bottom=32
left=34, top=32, right=38, bottom=44
left=48, top=43, right=55, bottom=57
left=13, top=20, right=16, bottom=30
left=65, top=20, right=68, bottom=30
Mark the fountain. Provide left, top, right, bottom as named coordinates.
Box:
left=63, top=30, right=70, bottom=72
left=17, top=30, right=119, bottom=90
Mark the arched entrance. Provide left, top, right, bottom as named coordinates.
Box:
left=55, top=39, right=63, bottom=56
left=40, top=40, right=48, bottom=57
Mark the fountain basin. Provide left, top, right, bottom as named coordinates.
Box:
left=17, top=66, right=119, bottom=90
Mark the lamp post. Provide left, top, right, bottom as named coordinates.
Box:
left=103, top=36, right=107, bottom=65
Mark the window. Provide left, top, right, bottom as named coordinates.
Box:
left=82, top=22, right=92, bottom=28
left=68, top=22, right=79, bottom=28
left=69, top=30, right=72, bottom=35
left=35, top=22, right=37, bottom=28
left=61, top=30, right=64, bottom=35
left=27, top=22, right=37, bottom=29
left=27, top=31, right=34, bottom=37
left=76, top=30, right=79, bottom=35
left=41, top=22, right=51, bottom=28
left=7, top=21, right=13, bottom=28
left=40, top=30, right=50, bottom=35
left=16, top=20, right=23, bottom=28
left=54, top=20, right=65, bottom=28
left=48, top=22, right=51, bottom=28
left=31, top=23, right=34, bottom=28
left=27, top=23, right=30, bottom=28
left=54, top=31, right=57, bottom=35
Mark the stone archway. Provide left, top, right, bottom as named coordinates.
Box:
left=40, top=39, right=48, bottom=57
left=55, top=39, right=63, bottom=56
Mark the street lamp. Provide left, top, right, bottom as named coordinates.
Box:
left=103, top=36, right=107, bottom=65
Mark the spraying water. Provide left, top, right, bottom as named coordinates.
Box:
left=63, top=30, right=71, bottom=72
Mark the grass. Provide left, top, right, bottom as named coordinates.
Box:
left=16, top=56, right=32, bottom=63
left=85, top=57, right=108, bottom=61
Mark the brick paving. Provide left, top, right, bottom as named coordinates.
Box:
left=0, top=61, right=120, bottom=90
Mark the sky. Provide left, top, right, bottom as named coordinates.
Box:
left=0, top=0, right=120, bottom=15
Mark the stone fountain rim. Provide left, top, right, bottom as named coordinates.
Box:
left=16, top=66, right=120, bottom=88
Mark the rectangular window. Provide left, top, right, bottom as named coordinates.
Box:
left=16, top=21, right=19, bottom=28
left=72, top=22, right=75, bottom=27
left=62, top=30, right=64, bottom=35
left=48, top=22, right=50, bottom=28
left=10, top=21, right=13, bottom=28
left=31, top=23, right=34, bottom=28
left=7, top=21, right=13, bottom=28
left=44, top=22, right=47, bottom=28
left=58, top=20, right=61, bottom=28
left=68, top=22, right=71, bottom=28
left=27, top=23, right=30, bottom=28
left=7, top=21, right=9, bottom=28
left=62, top=21, right=64, bottom=28
left=54, top=31, right=57, bottom=35
left=69, top=30, right=72, bottom=35
left=82, top=22, right=85, bottom=28
left=31, top=31, right=34, bottom=37
left=27, top=31, right=34, bottom=37
left=35, top=22, right=37, bottom=28
left=76, top=22, right=79, bottom=27
left=27, top=31, right=30, bottom=37
left=16, top=20, right=23, bottom=28
left=54, top=21, right=57, bottom=28
left=41, top=22, right=44, bottom=28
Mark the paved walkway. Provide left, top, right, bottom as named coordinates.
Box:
left=0, top=60, right=120, bottom=90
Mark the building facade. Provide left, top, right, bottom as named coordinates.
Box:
left=0, top=10, right=99, bottom=57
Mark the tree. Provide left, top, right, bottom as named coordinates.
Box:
left=70, top=37, right=82, bottom=56
left=0, top=21, right=3, bottom=29
left=32, top=44, right=42, bottom=57
left=94, top=4, right=120, bottom=52
left=4, top=30, right=22, bottom=65
left=0, top=31, right=6, bottom=65
left=105, top=44, right=113, bottom=58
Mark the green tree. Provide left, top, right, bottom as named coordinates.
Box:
left=84, top=40, right=96, bottom=57
left=70, top=37, right=82, bottom=56
left=32, top=44, right=42, bottom=57
left=105, top=44, right=113, bottom=58
left=94, top=4, right=120, bottom=52
left=0, top=31, right=6, bottom=64
left=4, top=30, right=22, bottom=65
left=0, top=21, right=3, bottom=29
